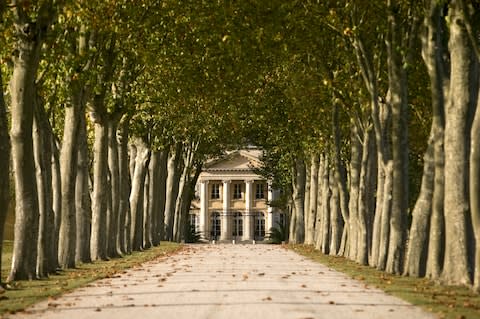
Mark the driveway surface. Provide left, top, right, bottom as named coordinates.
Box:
left=7, top=244, right=436, bottom=319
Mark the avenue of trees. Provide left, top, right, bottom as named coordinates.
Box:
left=0, top=0, right=479, bottom=294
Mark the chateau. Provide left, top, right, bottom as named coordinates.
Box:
left=189, top=149, right=285, bottom=242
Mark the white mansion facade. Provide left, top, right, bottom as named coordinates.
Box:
left=190, top=149, right=284, bottom=242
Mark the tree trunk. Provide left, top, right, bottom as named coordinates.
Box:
left=357, top=126, right=374, bottom=265
left=164, top=144, right=182, bottom=241
left=107, top=117, right=122, bottom=257
left=377, top=161, right=393, bottom=270
left=0, top=67, right=10, bottom=284
left=386, top=0, right=410, bottom=275
left=147, top=151, right=161, bottom=247
left=143, top=168, right=152, bottom=248
left=348, top=123, right=362, bottom=261
left=154, top=150, right=168, bottom=245
left=90, top=120, right=109, bottom=261
left=8, top=32, right=42, bottom=282
left=129, top=138, right=150, bottom=251
left=75, top=114, right=91, bottom=263
left=304, top=158, right=311, bottom=244
left=320, top=157, right=330, bottom=254
left=117, top=116, right=131, bottom=253
left=305, top=155, right=318, bottom=245
left=33, top=97, right=54, bottom=278
left=58, top=97, right=82, bottom=269
left=329, top=168, right=342, bottom=255
left=422, top=0, right=447, bottom=280
left=292, top=157, right=306, bottom=244
left=441, top=1, right=473, bottom=286
left=51, top=137, right=61, bottom=270
left=404, top=133, right=434, bottom=277
left=332, top=102, right=349, bottom=256
left=470, top=71, right=480, bottom=292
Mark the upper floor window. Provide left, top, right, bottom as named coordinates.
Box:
left=255, top=183, right=265, bottom=199
left=211, top=183, right=220, bottom=199
left=233, top=183, right=243, bottom=199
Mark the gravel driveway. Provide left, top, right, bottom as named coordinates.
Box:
left=7, top=244, right=437, bottom=319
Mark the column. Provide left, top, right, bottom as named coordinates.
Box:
left=243, top=180, right=254, bottom=241
left=199, top=180, right=208, bottom=240
left=220, top=180, right=231, bottom=240
left=267, top=181, right=274, bottom=231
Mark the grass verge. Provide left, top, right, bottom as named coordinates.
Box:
left=289, top=244, right=480, bottom=319
left=0, top=241, right=182, bottom=315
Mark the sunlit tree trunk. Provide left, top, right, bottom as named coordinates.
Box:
left=8, top=15, right=46, bottom=281
left=129, top=138, right=150, bottom=251
left=441, top=1, right=473, bottom=286
left=164, top=143, right=182, bottom=241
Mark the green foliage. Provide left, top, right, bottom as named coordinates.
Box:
left=266, top=222, right=288, bottom=244
left=184, top=224, right=202, bottom=244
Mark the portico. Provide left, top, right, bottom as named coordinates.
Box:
left=192, top=149, right=283, bottom=242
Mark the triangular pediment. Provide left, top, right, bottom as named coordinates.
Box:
left=205, top=150, right=262, bottom=171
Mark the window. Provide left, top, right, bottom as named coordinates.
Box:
left=232, top=212, right=243, bottom=237
left=210, top=212, right=221, bottom=240
left=254, top=212, right=265, bottom=239
left=255, top=183, right=265, bottom=199
left=233, top=183, right=243, bottom=199
left=211, top=183, right=220, bottom=199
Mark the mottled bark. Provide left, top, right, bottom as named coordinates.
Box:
left=90, top=120, right=109, bottom=261
left=143, top=169, right=151, bottom=248
left=8, top=21, right=43, bottom=282
left=422, top=0, right=447, bottom=280
left=305, top=155, right=319, bottom=245
left=107, top=117, right=122, bottom=257
left=58, top=95, right=82, bottom=269
left=75, top=114, right=91, bottom=263
left=164, top=144, right=182, bottom=241
left=348, top=123, right=362, bottom=261
left=377, top=161, right=393, bottom=271
left=357, top=127, right=374, bottom=266
left=292, top=158, right=306, bottom=244
left=332, top=103, right=349, bottom=256
left=329, top=168, right=342, bottom=255
left=129, top=138, right=150, bottom=251
left=404, top=133, right=434, bottom=277
left=33, top=98, right=54, bottom=277
left=385, top=0, right=410, bottom=275
left=117, top=117, right=131, bottom=253
left=441, top=1, right=473, bottom=286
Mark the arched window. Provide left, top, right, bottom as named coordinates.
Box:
left=232, top=212, right=243, bottom=238
left=254, top=212, right=265, bottom=240
left=210, top=212, right=221, bottom=240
